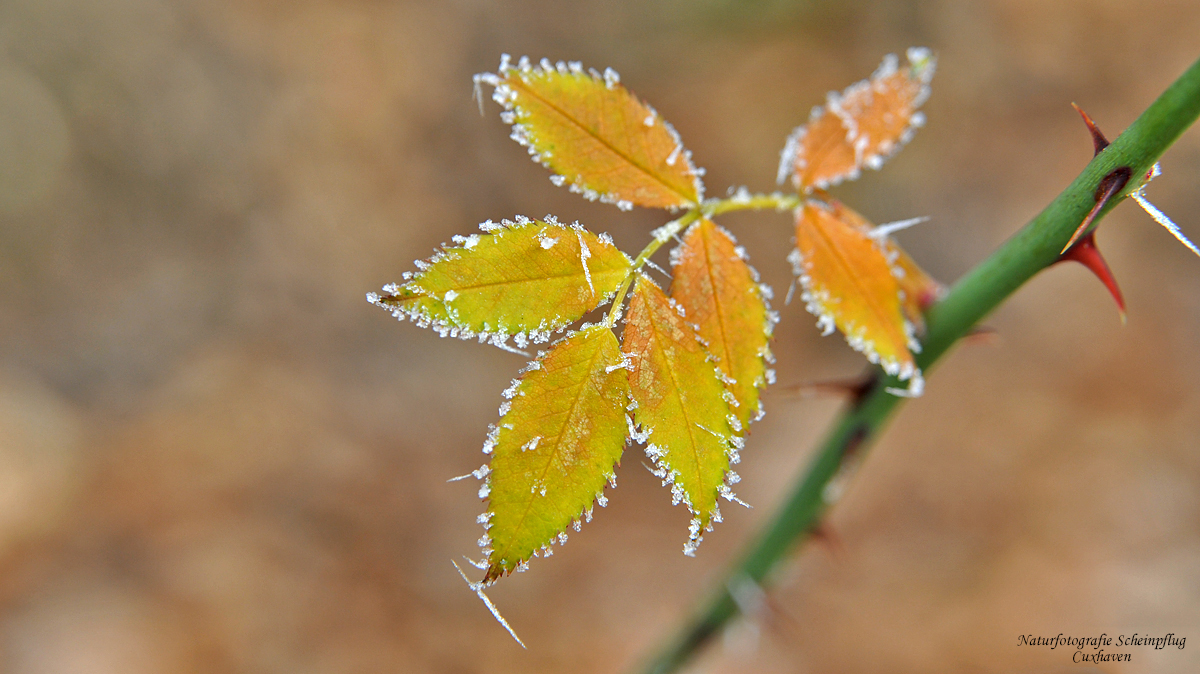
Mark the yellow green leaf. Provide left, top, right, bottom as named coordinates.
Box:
left=369, top=217, right=630, bottom=347
left=669, top=219, right=775, bottom=427
left=792, top=199, right=922, bottom=390
left=779, top=48, right=935, bottom=191
left=483, top=325, right=631, bottom=582
left=478, top=56, right=703, bottom=210
left=623, top=275, right=739, bottom=554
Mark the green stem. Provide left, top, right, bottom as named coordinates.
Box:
left=605, top=210, right=703, bottom=326
left=638, top=53, right=1200, bottom=674
left=604, top=192, right=802, bottom=328
left=702, top=191, right=801, bottom=217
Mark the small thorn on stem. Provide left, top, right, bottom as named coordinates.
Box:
left=1071, top=103, right=1110, bottom=156
left=726, top=574, right=767, bottom=619
left=1060, top=107, right=1133, bottom=254
left=1057, top=231, right=1126, bottom=323
left=809, top=523, right=846, bottom=560
left=963, top=325, right=1002, bottom=346
left=776, top=373, right=877, bottom=406
left=1061, top=166, right=1132, bottom=254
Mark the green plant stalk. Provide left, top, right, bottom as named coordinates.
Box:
left=639, top=53, right=1200, bottom=674
left=604, top=210, right=702, bottom=326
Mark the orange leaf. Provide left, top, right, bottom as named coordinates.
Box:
left=780, top=48, right=935, bottom=191
left=791, top=199, right=921, bottom=389
left=828, top=207, right=946, bottom=337
left=482, top=325, right=631, bottom=582
left=623, top=275, right=740, bottom=554
left=478, top=56, right=703, bottom=210
left=669, top=219, right=775, bottom=427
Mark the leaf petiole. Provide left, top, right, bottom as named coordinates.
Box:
left=703, top=191, right=801, bottom=218
left=604, top=209, right=703, bottom=326
left=600, top=191, right=809, bottom=328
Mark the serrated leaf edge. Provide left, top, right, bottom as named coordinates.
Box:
left=669, top=220, right=779, bottom=425
left=368, top=215, right=630, bottom=352
left=777, top=47, right=936, bottom=191
left=789, top=201, right=923, bottom=392
left=623, top=275, right=748, bottom=555
left=476, top=55, right=705, bottom=211
left=474, top=323, right=628, bottom=580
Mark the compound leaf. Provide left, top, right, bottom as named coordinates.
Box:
left=623, top=275, right=738, bottom=554
left=669, top=219, right=774, bottom=428
left=369, top=217, right=630, bottom=347
left=792, top=199, right=922, bottom=389
left=479, top=56, right=703, bottom=211
left=483, top=325, right=631, bottom=582
left=780, top=48, right=935, bottom=191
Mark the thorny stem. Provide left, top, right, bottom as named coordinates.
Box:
left=638, top=53, right=1200, bottom=674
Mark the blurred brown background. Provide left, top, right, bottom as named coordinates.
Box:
left=2, top=0, right=1199, bottom=672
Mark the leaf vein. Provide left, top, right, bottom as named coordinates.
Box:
left=509, top=76, right=696, bottom=206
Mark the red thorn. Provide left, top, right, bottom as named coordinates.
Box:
left=1060, top=107, right=1130, bottom=254
left=1058, top=231, right=1126, bottom=323
left=963, top=325, right=1002, bottom=347
left=1061, top=167, right=1132, bottom=254
left=841, top=424, right=869, bottom=462
left=780, top=373, right=877, bottom=405
left=810, top=523, right=846, bottom=560
left=1072, top=103, right=1110, bottom=156
left=759, top=594, right=805, bottom=642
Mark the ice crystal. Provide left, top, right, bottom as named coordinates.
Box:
left=452, top=561, right=526, bottom=648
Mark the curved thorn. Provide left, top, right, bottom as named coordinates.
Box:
left=809, top=523, right=846, bottom=560
left=963, top=325, right=1002, bottom=346
left=1061, top=167, right=1131, bottom=254
left=776, top=373, right=877, bottom=405
left=1071, top=103, right=1110, bottom=155
left=1058, top=231, right=1126, bottom=323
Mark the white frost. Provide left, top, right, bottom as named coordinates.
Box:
left=575, top=228, right=594, bottom=296
left=666, top=143, right=682, bottom=167
left=451, top=561, right=526, bottom=648
left=603, top=67, right=620, bottom=89
left=447, top=463, right=491, bottom=482
left=1131, top=167, right=1200, bottom=259
left=870, top=216, right=929, bottom=240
